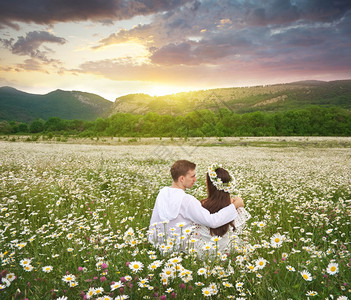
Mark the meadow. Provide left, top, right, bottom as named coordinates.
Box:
left=0, top=138, right=350, bottom=299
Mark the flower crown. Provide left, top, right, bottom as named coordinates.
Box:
left=207, top=163, right=236, bottom=194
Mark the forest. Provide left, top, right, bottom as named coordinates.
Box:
left=1, top=106, right=350, bottom=137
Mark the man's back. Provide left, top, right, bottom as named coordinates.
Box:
left=148, top=186, right=238, bottom=245
left=149, top=186, right=192, bottom=244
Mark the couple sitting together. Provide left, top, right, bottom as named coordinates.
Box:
left=148, top=160, right=250, bottom=255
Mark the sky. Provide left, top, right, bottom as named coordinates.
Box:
left=0, top=0, right=351, bottom=101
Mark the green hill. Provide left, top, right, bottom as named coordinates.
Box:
left=1, top=80, right=350, bottom=123
left=0, top=87, right=113, bottom=122
left=110, top=80, right=351, bottom=116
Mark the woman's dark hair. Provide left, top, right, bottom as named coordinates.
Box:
left=201, top=167, right=235, bottom=236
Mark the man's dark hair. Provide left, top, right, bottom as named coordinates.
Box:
left=170, top=160, right=196, bottom=181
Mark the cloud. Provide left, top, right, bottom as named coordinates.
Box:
left=150, top=42, right=199, bottom=65
left=75, top=58, right=210, bottom=84
left=2, top=0, right=350, bottom=90
left=0, top=0, right=192, bottom=28
left=93, top=1, right=207, bottom=50
left=16, top=58, right=49, bottom=73
left=271, top=27, right=326, bottom=47
left=0, top=58, right=49, bottom=73
left=75, top=0, right=351, bottom=85
left=296, top=0, right=351, bottom=22
left=122, top=1, right=351, bottom=69
left=0, top=31, right=66, bottom=62
left=0, top=65, right=15, bottom=72
left=149, top=32, right=254, bottom=66
left=243, top=0, right=300, bottom=26
left=77, top=17, right=351, bottom=84
left=91, top=0, right=350, bottom=66
left=93, top=24, right=156, bottom=50
left=337, top=10, right=351, bottom=34
left=0, top=20, right=20, bottom=30
left=237, top=0, right=351, bottom=26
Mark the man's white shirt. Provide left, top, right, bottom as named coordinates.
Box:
left=148, top=186, right=238, bottom=243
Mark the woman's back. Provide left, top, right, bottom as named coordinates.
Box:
left=191, top=164, right=251, bottom=257
left=191, top=207, right=251, bottom=256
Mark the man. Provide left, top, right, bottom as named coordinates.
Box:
left=148, top=160, right=244, bottom=246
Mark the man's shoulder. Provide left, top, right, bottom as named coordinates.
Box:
left=182, top=192, right=199, bottom=203
left=157, top=186, right=186, bottom=199
left=158, top=186, right=168, bottom=193
left=159, top=186, right=185, bottom=194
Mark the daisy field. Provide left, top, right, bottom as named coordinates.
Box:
left=0, top=139, right=350, bottom=299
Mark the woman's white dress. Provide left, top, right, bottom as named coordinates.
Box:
left=191, top=207, right=251, bottom=257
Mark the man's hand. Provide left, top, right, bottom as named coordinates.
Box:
left=231, top=196, right=244, bottom=209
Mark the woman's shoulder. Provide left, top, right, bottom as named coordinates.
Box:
left=200, top=198, right=207, bottom=205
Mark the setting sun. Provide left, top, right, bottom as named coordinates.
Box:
left=147, top=84, right=195, bottom=97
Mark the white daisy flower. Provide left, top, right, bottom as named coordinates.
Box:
left=326, top=262, right=339, bottom=275
left=42, top=266, right=53, bottom=273
left=62, top=274, right=76, bottom=282
left=300, top=270, right=312, bottom=281
left=111, top=281, right=124, bottom=291
left=255, top=257, right=268, bottom=269
left=306, top=291, right=318, bottom=296
left=202, top=287, right=213, bottom=297
left=128, top=261, right=144, bottom=273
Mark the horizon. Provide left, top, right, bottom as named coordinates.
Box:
left=2, top=78, right=351, bottom=102
left=1, top=1, right=351, bottom=101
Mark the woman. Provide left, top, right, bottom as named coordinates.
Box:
left=192, top=164, right=250, bottom=256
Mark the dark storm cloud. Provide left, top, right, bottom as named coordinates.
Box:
left=4, top=0, right=347, bottom=83
left=150, top=29, right=255, bottom=65
left=270, top=27, right=326, bottom=47
left=85, top=2, right=351, bottom=87
left=0, top=0, right=191, bottom=28
left=244, top=0, right=300, bottom=26
left=241, top=0, right=351, bottom=26
left=296, top=0, right=351, bottom=22
left=0, top=31, right=66, bottom=61
left=144, top=0, right=351, bottom=68
left=150, top=42, right=199, bottom=65
left=337, top=10, right=351, bottom=34
left=86, top=0, right=351, bottom=81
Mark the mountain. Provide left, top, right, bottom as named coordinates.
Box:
left=110, top=80, right=351, bottom=116
left=0, top=87, right=113, bottom=122
left=1, top=80, right=350, bottom=122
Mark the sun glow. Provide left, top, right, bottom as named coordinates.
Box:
left=147, top=84, right=195, bottom=96
left=72, top=41, right=151, bottom=66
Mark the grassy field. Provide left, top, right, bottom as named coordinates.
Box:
left=2, top=135, right=351, bottom=148
left=0, top=139, right=350, bottom=299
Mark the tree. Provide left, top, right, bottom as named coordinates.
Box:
left=17, top=122, right=28, bottom=133
left=94, top=117, right=109, bottom=133
left=44, top=117, right=67, bottom=132
left=67, top=119, right=84, bottom=132
left=0, top=121, right=12, bottom=134
left=29, top=119, right=45, bottom=133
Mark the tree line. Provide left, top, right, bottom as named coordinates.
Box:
left=1, top=106, right=350, bottom=137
